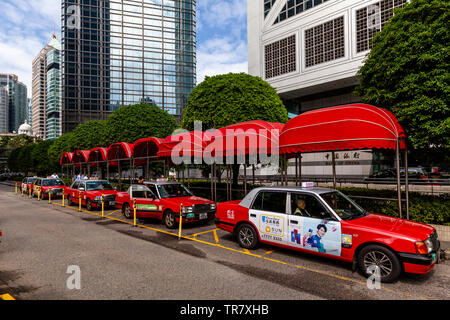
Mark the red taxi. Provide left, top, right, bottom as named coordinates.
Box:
left=33, top=178, right=66, bottom=199
left=20, top=177, right=38, bottom=193
left=65, top=180, right=117, bottom=210
left=116, top=182, right=216, bottom=229
left=215, top=186, right=441, bottom=282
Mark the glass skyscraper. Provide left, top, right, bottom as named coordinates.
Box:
left=61, top=0, right=196, bottom=133
left=0, top=74, right=27, bottom=133
left=46, top=45, right=62, bottom=140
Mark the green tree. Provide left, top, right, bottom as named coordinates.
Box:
left=31, top=140, right=57, bottom=176
left=47, top=132, right=75, bottom=170
left=356, top=0, right=450, bottom=161
left=68, top=120, right=109, bottom=151
left=182, top=73, right=289, bottom=130
left=104, top=103, right=178, bottom=144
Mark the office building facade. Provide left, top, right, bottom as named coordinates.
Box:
left=0, top=74, right=27, bottom=134
left=61, top=0, right=196, bottom=133
left=249, top=0, right=409, bottom=177
left=32, top=35, right=62, bottom=140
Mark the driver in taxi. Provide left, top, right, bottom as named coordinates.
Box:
left=293, top=199, right=311, bottom=217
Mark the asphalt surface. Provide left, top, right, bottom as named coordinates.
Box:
left=0, top=184, right=449, bottom=300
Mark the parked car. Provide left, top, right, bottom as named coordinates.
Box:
left=33, top=178, right=66, bottom=199
left=65, top=180, right=118, bottom=211
left=215, top=186, right=441, bottom=282
left=365, top=167, right=427, bottom=181
left=20, top=177, right=38, bottom=193
left=116, top=182, right=216, bottom=228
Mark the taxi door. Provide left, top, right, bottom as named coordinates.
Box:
left=130, top=186, right=160, bottom=218
left=287, top=192, right=342, bottom=257
left=248, top=191, right=288, bottom=246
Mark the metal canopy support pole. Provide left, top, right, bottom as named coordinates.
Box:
left=211, top=164, right=214, bottom=202
left=252, top=164, right=255, bottom=185
left=299, top=153, right=302, bottom=186
left=107, top=161, right=110, bottom=181
left=244, top=163, right=247, bottom=196
left=118, top=160, right=122, bottom=191
left=405, top=150, right=410, bottom=220
left=332, top=151, right=337, bottom=189
left=396, top=139, right=403, bottom=219
left=187, top=165, right=190, bottom=189
left=295, top=157, right=298, bottom=186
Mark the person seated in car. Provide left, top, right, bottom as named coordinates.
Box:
left=293, top=199, right=311, bottom=217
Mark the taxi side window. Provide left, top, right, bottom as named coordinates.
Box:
left=147, top=185, right=158, bottom=198
left=290, top=193, right=331, bottom=219
left=251, top=192, right=287, bottom=214
left=72, top=182, right=79, bottom=189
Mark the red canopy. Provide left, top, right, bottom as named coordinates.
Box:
left=72, top=150, right=91, bottom=167
left=133, top=137, right=163, bottom=166
left=88, top=147, right=108, bottom=167
left=60, top=152, right=74, bottom=166
left=158, top=131, right=204, bottom=159
left=204, top=121, right=285, bottom=159
left=107, top=142, right=134, bottom=167
left=279, top=104, right=406, bottom=157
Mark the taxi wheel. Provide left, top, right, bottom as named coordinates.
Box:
left=237, top=223, right=259, bottom=250
left=122, top=203, right=131, bottom=219
left=164, top=210, right=176, bottom=229
left=86, top=199, right=93, bottom=211
left=358, top=245, right=401, bottom=283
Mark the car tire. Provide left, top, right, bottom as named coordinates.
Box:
left=86, top=199, right=93, bottom=211
left=236, top=223, right=259, bottom=250
left=164, top=210, right=176, bottom=229
left=123, top=203, right=131, bottom=219
left=358, top=245, right=401, bottom=283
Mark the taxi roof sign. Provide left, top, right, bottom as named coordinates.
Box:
left=302, top=182, right=314, bottom=188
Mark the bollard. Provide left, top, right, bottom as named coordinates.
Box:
left=78, top=191, right=82, bottom=212
left=49, top=189, right=52, bottom=204
left=133, top=198, right=137, bottom=227
left=29, top=187, right=32, bottom=199
left=178, top=204, right=183, bottom=240
left=101, top=195, right=105, bottom=219
left=38, top=187, right=41, bottom=201
left=62, top=192, right=65, bottom=207
left=21, top=185, right=24, bottom=197
left=15, top=183, right=17, bottom=195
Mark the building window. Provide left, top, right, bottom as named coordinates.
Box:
left=264, top=0, right=277, bottom=18
left=356, top=0, right=408, bottom=53
left=274, top=0, right=330, bottom=24
left=265, top=35, right=296, bottom=79
left=305, top=16, right=344, bottom=68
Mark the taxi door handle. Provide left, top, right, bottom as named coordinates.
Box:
left=250, top=214, right=257, bottom=218
left=290, top=220, right=298, bottom=225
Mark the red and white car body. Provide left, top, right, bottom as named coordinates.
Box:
left=32, top=178, right=66, bottom=199
left=215, top=186, right=441, bottom=282
left=64, top=180, right=117, bottom=210
left=116, top=182, right=216, bottom=228
left=20, top=177, right=38, bottom=193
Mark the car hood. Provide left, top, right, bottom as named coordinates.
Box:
left=347, top=213, right=434, bottom=241
left=161, top=196, right=214, bottom=206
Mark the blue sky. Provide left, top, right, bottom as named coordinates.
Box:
left=0, top=0, right=248, bottom=96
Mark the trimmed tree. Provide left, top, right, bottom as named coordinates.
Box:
left=356, top=0, right=450, bottom=164
left=104, top=103, right=179, bottom=144
left=182, top=73, right=289, bottom=130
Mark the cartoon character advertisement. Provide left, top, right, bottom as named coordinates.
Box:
left=290, top=218, right=342, bottom=256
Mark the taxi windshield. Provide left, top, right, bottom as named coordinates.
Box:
left=157, top=184, right=192, bottom=199
left=86, top=181, right=114, bottom=191
left=28, top=178, right=37, bottom=183
left=320, top=191, right=368, bottom=221
left=131, top=185, right=154, bottom=198
left=42, top=179, right=65, bottom=186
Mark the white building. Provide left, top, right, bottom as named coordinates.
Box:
left=247, top=0, right=408, bottom=178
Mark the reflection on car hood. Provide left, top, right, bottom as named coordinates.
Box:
left=347, top=213, right=434, bottom=241
left=161, top=196, right=214, bottom=206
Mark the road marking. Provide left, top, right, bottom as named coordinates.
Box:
left=213, top=230, right=220, bottom=244
left=192, top=228, right=219, bottom=237
left=32, top=190, right=429, bottom=300
left=0, top=294, right=15, bottom=300
left=106, top=209, right=121, bottom=217
left=264, top=250, right=276, bottom=255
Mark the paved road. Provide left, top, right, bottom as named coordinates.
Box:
left=0, top=184, right=449, bottom=300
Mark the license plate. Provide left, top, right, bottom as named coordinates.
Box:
left=199, top=213, right=208, bottom=220
left=432, top=253, right=437, bottom=263
left=109, top=201, right=116, bottom=206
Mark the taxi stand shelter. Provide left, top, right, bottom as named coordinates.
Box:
left=106, top=142, right=134, bottom=189
left=279, top=104, right=409, bottom=219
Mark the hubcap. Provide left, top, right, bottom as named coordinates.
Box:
left=125, top=206, right=130, bottom=217
left=166, top=214, right=174, bottom=226
left=239, top=227, right=253, bottom=247
left=364, top=251, right=393, bottom=277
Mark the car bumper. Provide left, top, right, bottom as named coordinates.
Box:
left=176, top=211, right=216, bottom=224
left=215, top=218, right=235, bottom=233
left=398, top=240, right=441, bottom=274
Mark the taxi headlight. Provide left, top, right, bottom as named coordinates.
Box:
left=415, top=238, right=433, bottom=255
left=94, top=196, right=102, bottom=201
left=424, top=238, right=433, bottom=253
left=210, top=203, right=217, bottom=210
left=182, top=206, right=193, bottom=214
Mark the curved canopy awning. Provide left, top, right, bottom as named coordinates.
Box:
left=158, top=131, right=205, bottom=160
left=88, top=147, right=108, bottom=167
left=204, top=121, right=285, bottom=159
left=60, top=152, right=74, bottom=166
left=107, top=142, right=134, bottom=167
left=133, top=137, right=163, bottom=166
left=279, top=104, right=406, bottom=157
left=72, top=150, right=91, bottom=167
